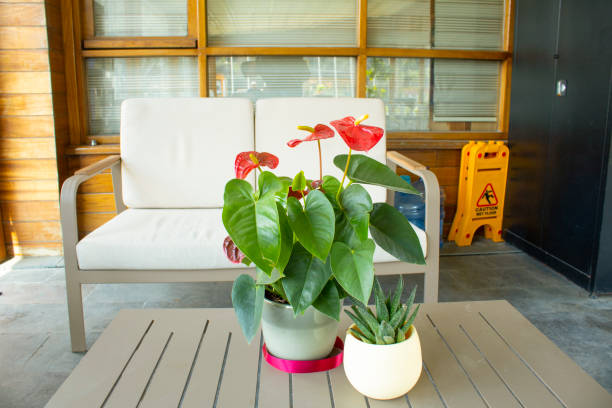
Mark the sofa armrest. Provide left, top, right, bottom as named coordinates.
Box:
left=60, top=155, right=123, bottom=272
left=386, top=151, right=440, bottom=262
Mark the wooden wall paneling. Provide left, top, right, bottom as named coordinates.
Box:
left=3, top=220, right=62, bottom=244
left=0, top=3, right=46, bottom=26
left=8, top=242, right=62, bottom=257
left=0, top=180, right=59, bottom=202
left=0, top=50, right=51, bottom=71
left=197, top=0, right=207, bottom=96
left=0, top=27, right=48, bottom=49
left=1, top=201, right=60, bottom=222
left=76, top=193, right=115, bottom=213
left=0, top=116, right=55, bottom=138
left=61, top=0, right=83, bottom=145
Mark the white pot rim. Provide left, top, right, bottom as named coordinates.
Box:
left=346, top=323, right=417, bottom=348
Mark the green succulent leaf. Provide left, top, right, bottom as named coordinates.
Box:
left=287, top=190, right=335, bottom=260
left=291, top=170, right=307, bottom=193
left=380, top=320, right=395, bottom=338
left=402, top=304, right=421, bottom=332
left=231, top=274, right=264, bottom=343
left=396, top=328, right=406, bottom=343
left=369, top=202, right=426, bottom=265
left=281, top=243, right=332, bottom=316
left=330, top=239, right=375, bottom=304
left=222, top=179, right=282, bottom=274
left=333, top=154, right=421, bottom=194
left=406, top=285, right=417, bottom=310
left=389, top=275, right=404, bottom=316
left=350, top=328, right=373, bottom=344
left=390, top=305, right=409, bottom=330
left=374, top=280, right=389, bottom=322
left=345, top=309, right=375, bottom=340
left=383, top=336, right=395, bottom=344
left=352, top=304, right=380, bottom=337
left=312, top=280, right=341, bottom=321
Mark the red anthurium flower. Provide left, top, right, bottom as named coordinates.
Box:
left=330, top=114, right=384, bottom=152
left=288, top=186, right=308, bottom=200
left=223, top=236, right=245, bottom=264
left=234, top=151, right=279, bottom=179
left=287, top=124, right=334, bottom=148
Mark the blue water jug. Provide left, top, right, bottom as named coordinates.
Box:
left=394, top=176, right=445, bottom=246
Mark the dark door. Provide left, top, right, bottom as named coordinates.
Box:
left=542, top=0, right=612, bottom=279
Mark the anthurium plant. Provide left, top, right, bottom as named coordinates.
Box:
left=223, top=114, right=425, bottom=343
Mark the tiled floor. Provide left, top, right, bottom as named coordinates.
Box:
left=0, top=241, right=610, bottom=407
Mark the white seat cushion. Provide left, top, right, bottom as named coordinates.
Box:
left=120, top=98, right=254, bottom=208
left=76, top=208, right=427, bottom=270
left=255, top=98, right=387, bottom=203
left=76, top=209, right=244, bottom=270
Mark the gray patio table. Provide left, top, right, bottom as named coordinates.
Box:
left=46, top=301, right=612, bottom=407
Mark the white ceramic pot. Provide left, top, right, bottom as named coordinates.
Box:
left=343, top=324, right=422, bottom=400
left=261, top=298, right=339, bottom=361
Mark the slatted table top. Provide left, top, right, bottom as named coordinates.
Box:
left=46, top=301, right=612, bottom=408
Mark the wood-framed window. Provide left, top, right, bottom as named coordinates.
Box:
left=62, top=0, right=515, bottom=148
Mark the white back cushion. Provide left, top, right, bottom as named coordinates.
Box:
left=255, top=98, right=387, bottom=202
left=120, top=98, right=254, bottom=208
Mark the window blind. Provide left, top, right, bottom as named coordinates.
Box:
left=93, top=0, right=188, bottom=37
left=433, top=59, right=500, bottom=122
left=86, top=57, right=198, bottom=135
left=208, top=56, right=356, bottom=101
left=367, top=0, right=431, bottom=48
left=207, top=0, right=358, bottom=47
left=366, top=57, right=430, bottom=131
left=434, top=0, right=505, bottom=50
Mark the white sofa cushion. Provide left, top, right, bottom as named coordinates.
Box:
left=76, top=209, right=427, bottom=270
left=120, top=98, right=254, bottom=208
left=76, top=209, right=245, bottom=270
left=255, top=98, right=387, bottom=203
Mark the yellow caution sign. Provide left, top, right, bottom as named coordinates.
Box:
left=449, top=141, right=509, bottom=246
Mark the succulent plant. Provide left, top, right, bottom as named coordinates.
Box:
left=345, top=276, right=419, bottom=345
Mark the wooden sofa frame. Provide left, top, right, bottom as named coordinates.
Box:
left=60, top=151, right=439, bottom=352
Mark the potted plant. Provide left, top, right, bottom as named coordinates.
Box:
left=343, top=276, right=422, bottom=399
left=222, top=114, right=425, bottom=363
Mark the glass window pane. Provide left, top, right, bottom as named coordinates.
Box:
left=207, top=0, right=357, bottom=47
left=366, top=57, right=500, bottom=131
left=93, top=0, right=188, bottom=37
left=86, top=57, right=198, bottom=135
left=433, top=60, right=499, bottom=124
left=434, top=0, right=505, bottom=50
left=366, top=57, right=430, bottom=131
left=368, top=0, right=431, bottom=48
left=208, top=56, right=356, bottom=101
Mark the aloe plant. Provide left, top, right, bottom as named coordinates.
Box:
left=345, top=276, right=420, bottom=345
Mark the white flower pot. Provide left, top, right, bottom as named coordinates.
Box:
left=343, top=324, right=422, bottom=400
left=261, top=298, right=339, bottom=361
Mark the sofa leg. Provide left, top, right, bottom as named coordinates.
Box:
left=66, top=278, right=87, bottom=352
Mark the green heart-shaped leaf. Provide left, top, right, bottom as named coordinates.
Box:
left=331, top=239, right=375, bottom=304
left=291, top=170, right=307, bottom=192
left=281, top=243, right=333, bottom=315
left=276, top=202, right=293, bottom=273
left=338, top=184, right=372, bottom=244
left=313, top=280, right=341, bottom=321
left=222, top=179, right=281, bottom=274
left=256, top=267, right=283, bottom=285
left=321, top=175, right=342, bottom=209
left=231, top=274, right=264, bottom=343
left=369, top=202, right=425, bottom=265
left=333, top=154, right=420, bottom=194
left=287, top=190, right=335, bottom=260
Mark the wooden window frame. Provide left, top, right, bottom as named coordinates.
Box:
left=63, top=0, right=515, bottom=149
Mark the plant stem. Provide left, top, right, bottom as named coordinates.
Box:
left=336, top=148, right=352, bottom=204
left=317, top=140, right=323, bottom=181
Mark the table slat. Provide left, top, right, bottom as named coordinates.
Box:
left=258, top=347, right=291, bottom=408
left=426, top=306, right=522, bottom=408
left=215, top=317, right=260, bottom=407
left=139, top=312, right=208, bottom=408
left=416, top=312, right=489, bottom=408
left=480, top=302, right=612, bottom=408
left=457, top=304, right=563, bottom=407
left=104, top=317, right=176, bottom=408
left=45, top=311, right=153, bottom=408
left=328, top=364, right=368, bottom=408
left=292, top=371, right=333, bottom=408
left=404, top=367, right=445, bottom=408
left=181, top=317, right=230, bottom=408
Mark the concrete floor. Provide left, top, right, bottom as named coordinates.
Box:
left=0, top=240, right=610, bottom=407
